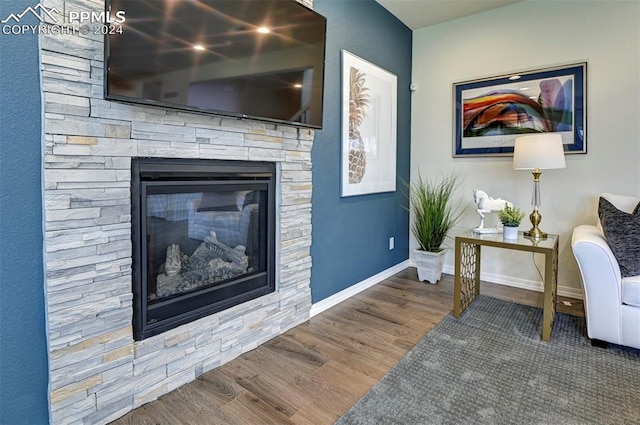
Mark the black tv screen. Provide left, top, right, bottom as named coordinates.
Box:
left=105, top=0, right=326, bottom=128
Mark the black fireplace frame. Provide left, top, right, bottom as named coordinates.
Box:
left=131, top=158, right=276, bottom=340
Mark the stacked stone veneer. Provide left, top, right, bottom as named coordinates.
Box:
left=41, top=0, right=314, bottom=423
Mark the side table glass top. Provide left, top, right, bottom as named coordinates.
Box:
left=458, top=231, right=558, bottom=250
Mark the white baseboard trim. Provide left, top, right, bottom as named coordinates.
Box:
left=310, top=260, right=411, bottom=318
left=405, top=259, right=583, bottom=300
left=439, top=264, right=584, bottom=300
left=311, top=259, right=583, bottom=319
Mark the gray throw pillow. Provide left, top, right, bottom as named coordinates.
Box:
left=598, top=197, right=640, bottom=277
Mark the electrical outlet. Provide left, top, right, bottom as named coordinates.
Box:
left=389, top=237, right=394, bottom=250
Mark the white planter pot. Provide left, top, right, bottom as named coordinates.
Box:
left=503, top=226, right=519, bottom=240
left=414, top=249, right=446, bottom=284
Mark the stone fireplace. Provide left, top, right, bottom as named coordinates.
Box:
left=41, top=0, right=314, bottom=423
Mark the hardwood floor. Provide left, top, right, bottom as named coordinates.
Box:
left=111, top=268, right=584, bottom=425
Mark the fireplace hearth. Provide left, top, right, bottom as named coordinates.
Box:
left=132, top=158, right=276, bottom=340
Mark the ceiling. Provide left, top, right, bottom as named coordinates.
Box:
left=374, top=0, right=524, bottom=30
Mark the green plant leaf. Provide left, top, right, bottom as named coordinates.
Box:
left=497, top=205, right=526, bottom=227
left=406, top=174, right=465, bottom=252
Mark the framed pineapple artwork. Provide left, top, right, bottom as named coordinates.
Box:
left=341, top=50, right=397, bottom=197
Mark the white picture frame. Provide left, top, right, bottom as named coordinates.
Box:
left=341, top=50, right=397, bottom=197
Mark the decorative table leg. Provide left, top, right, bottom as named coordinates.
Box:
left=541, top=239, right=559, bottom=342
left=454, top=238, right=462, bottom=317
left=454, top=239, right=480, bottom=318
left=474, top=244, right=481, bottom=297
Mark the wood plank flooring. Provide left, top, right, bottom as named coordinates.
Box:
left=111, top=268, right=584, bottom=425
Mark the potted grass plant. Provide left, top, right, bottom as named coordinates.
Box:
left=408, top=174, right=464, bottom=284
left=497, top=205, right=525, bottom=240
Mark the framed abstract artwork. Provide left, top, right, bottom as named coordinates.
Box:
left=453, top=63, right=586, bottom=157
left=341, top=50, right=397, bottom=197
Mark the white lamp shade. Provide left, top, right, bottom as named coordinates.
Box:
left=513, top=133, right=566, bottom=170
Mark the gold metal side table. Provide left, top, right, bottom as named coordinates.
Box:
left=453, top=231, right=559, bottom=342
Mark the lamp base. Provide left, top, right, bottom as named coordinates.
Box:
left=524, top=228, right=548, bottom=240
left=525, top=208, right=548, bottom=240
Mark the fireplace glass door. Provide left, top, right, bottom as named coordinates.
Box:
left=132, top=159, right=275, bottom=340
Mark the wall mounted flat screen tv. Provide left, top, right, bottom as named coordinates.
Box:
left=105, top=0, right=326, bottom=129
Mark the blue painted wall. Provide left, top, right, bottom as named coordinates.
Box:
left=311, top=0, right=412, bottom=302
left=0, top=0, right=49, bottom=423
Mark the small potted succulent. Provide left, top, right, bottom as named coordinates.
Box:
left=498, top=205, right=525, bottom=240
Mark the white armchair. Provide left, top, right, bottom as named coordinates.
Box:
left=571, top=193, right=640, bottom=349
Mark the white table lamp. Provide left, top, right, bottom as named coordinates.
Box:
left=513, top=133, right=566, bottom=239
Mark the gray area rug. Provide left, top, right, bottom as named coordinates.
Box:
left=336, top=296, right=640, bottom=425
